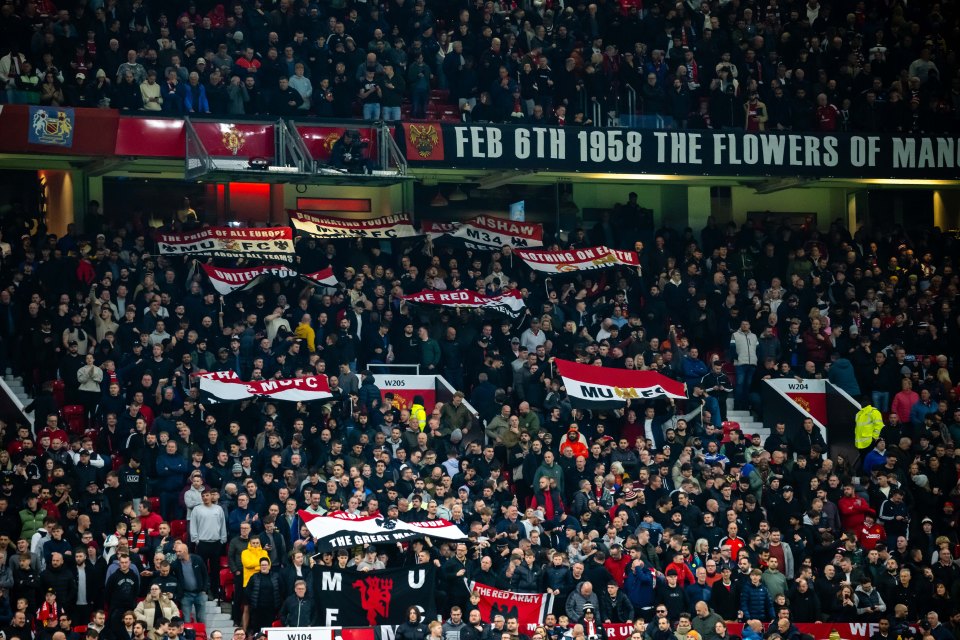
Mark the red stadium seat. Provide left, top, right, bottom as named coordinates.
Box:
left=51, top=379, right=65, bottom=407
left=219, top=555, right=229, bottom=568
left=148, top=496, right=160, bottom=513
left=219, top=568, right=234, bottom=601
left=62, top=404, right=86, bottom=434
left=171, top=519, right=188, bottom=541
left=721, top=421, right=741, bottom=443
left=184, top=623, right=207, bottom=640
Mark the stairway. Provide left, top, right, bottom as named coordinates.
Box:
left=725, top=399, right=771, bottom=441
left=2, top=372, right=36, bottom=428
left=203, top=599, right=236, bottom=637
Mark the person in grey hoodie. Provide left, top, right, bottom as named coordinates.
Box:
left=442, top=606, right=468, bottom=640
left=226, top=74, right=249, bottom=115
left=566, top=581, right=600, bottom=623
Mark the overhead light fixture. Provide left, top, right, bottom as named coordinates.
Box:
left=752, top=177, right=816, bottom=194
left=430, top=189, right=448, bottom=207
left=448, top=185, right=468, bottom=201
left=476, top=170, right=534, bottom=190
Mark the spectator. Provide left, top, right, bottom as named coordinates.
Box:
left=183, top=72, right=209, bottom=113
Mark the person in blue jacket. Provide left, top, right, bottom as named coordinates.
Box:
left=623, top=558, right=655, bottom=621
left=155, top=440, right=188, bottom=520
left=682, top=349, right=710, bottom=390
left=739, top=568, right=774, bottom=621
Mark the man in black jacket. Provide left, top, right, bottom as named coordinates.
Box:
left=105, top=554, right=140, bottom=631
left=73, top=547, right=102, bottom=626
left=599, top=581, right=635, bottom=623
left=247, top=557, right=284, bottom=632
left=172, top=540, right=210, bottom=624
left=39, top=552, right=77, bottom=610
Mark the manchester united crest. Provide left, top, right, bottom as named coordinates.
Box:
left=221, top=125, right=246, bottom=155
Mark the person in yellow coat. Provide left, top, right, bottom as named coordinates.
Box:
left=240, top=538, right=269, bottom=630
left=294, top=314, right=316, bottom=352
left=411, top=395, right=427, bottom=431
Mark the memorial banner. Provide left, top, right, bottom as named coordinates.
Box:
left=156, top=227, right=295, bottom=262
left=400, top=123, right=960, bottom=179
left=514, top=246, right=640, bottom=273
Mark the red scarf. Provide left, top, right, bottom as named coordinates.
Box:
left=36, top=601, right=60, bottom=628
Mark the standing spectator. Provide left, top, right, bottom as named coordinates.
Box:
left=172, top=541, right=208, bottom=624
left=358, top=68, right=382, bottom=121
left=155, top=441, right=187, bottom=520
left=815, top=93, right=839, bottom=131
left=246, top=557, right=283, bottom=632
left=729, top=321, right=759, bottom=411
left=270, top=76, right=303, bottom=116
left=288, top=63, right=311, bottom=112
left=161, top=68, right=185, bottom=115
left=408, top=53, right=432, bottom=119
left=380, top=64, right=405, bottom=121
left=183, top=72, right=209, bottom=113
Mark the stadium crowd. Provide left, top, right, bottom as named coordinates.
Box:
left=0, top=199, right=957, bottom=640
left=0, top=0, right=958, bottom=130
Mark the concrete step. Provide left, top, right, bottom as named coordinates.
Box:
left=199, top=599, right=236, bottom=636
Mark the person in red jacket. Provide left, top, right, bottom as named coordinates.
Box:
left=604, top=544, right=630, bottom=587
left=816, top=93, right=839, bottom=131
left=559, top=426, right=589, bottom=459
left=859, top=511, right=886, bottom=550
left=664, top=552, right=696, bottom=587
left=721, top=522, right=747, bottom=560
left=838, top=484, right=874, bottom=531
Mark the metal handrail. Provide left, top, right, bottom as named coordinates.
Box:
left=183, top=117, right=213, bottom=179
left=591, top=100, right=602, bottom=127
left=377, top=123, right=407, bottom=175
left=625, top=84, right=637, bottom=124
left=284, top=120, right=315, bottom=172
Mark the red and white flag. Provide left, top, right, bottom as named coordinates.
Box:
left=421, top=220, right=460, bottom=240
left=402, top=289, right=526, bottom=317
left=448, top=215, right=543, bottom=250
left=300, top=266, right=339, bottom=287
left=290, top=211, right=421, bottom=239
left=514, top=246, right=640, bottom=273
left=471, top=583, right=554, bottom=634
left=555, top=358, right=687, bottom=405
left=200, top=263, right=300, bottom=295
left=196, top=370, right=332, bottom=402
left=156, top=227, right=295, bottom=262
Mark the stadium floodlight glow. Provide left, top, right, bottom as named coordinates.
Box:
left=852, top=179, right=957, bottom=186
left=576, top=173, right=690, bottom=181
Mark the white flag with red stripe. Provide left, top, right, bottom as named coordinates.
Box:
left=555, top=358, right=687, bottom=405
